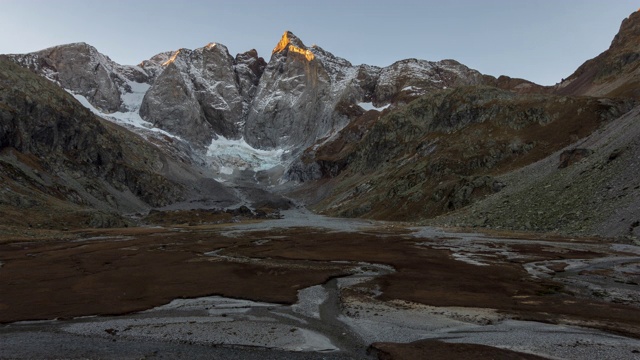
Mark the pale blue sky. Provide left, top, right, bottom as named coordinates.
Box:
left=1, top=0, right=637, bottom=85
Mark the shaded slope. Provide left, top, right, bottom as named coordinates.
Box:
left=0, top=57, right=236, bottom=231
left=289, top=86, right=634, bottom=223
left=431, top=104, right=640, bottom=238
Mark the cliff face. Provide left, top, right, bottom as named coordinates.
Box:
left=244, top=32, right=353, bottom=150
left=139, top=43, right=265, bottom=148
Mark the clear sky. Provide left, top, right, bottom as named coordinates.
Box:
left=1, top=0, right=637, bottom=85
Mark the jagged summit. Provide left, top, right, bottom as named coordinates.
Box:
left=271, top=31, right=315, bottom=61
left=8, top=32, right=500, bottom=164
left=611, top=10, right=640, bottom=50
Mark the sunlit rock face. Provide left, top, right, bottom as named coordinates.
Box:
left=244, top=31, right=360, bottom=150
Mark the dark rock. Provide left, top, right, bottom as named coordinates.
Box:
left=558, top=148, right=593, bottom=169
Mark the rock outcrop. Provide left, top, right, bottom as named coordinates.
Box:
left=371, top=58, right=485, bottom=105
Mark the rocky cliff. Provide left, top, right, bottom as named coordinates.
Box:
left=139, top=44, right=267, bottom=148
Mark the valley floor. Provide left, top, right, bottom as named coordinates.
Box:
left=1, top=210, right=640, bottom=359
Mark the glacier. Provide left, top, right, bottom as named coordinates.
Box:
left=206, top=136, right=288, bottom=175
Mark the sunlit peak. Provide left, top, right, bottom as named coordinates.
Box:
left=272, top=31, right=314, bottom=61
left=162, top=49, right=182, bottom=66
left=272, top=31, right=293, bottom=54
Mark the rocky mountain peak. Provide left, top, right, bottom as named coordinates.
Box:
left=272, top=31, right=315, bottom=61
left=8, top=32, right=498, bottom=161
left=235, top=49, right=266, bottom=79
left=610, top=10, right=640, bottom=51
left=555, top=10, right=640, bottom=99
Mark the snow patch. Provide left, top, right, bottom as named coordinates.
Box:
left=66, top=89, right=179, bottom=139
left=358, top=102, right=390, bottom=111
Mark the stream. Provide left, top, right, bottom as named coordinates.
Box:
left=0, top=251, right=394, bottom=359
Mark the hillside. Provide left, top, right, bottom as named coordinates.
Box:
left=0, top=57, right=239, bottom=234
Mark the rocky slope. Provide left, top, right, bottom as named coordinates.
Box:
left=430, top=11, right=640, bottom=238
left=430, top=104, right=640, bottom=238
left=288, top=10, right=640, bottom=238
left=0, top=57, right=238, bottom=231
left=289, top=86, right=634, bottom=221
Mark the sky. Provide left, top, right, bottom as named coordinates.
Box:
left=1, top=0, right=637, bottom=85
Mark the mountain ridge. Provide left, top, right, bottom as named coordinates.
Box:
left=8, top=31, right=507, bottom=152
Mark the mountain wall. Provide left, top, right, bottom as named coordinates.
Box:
left=9, top=31, right=492, bottom=156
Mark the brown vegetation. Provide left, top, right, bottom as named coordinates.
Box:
left=2, top=224, right=639, bottom=339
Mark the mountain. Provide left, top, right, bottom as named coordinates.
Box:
left=9, top=32, right=489, bottom=153
left=5, top=12, right=640, bottom=238
left=8, top=42, right=148, bottom=113
left=244, top=31, right=489, bottom=151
